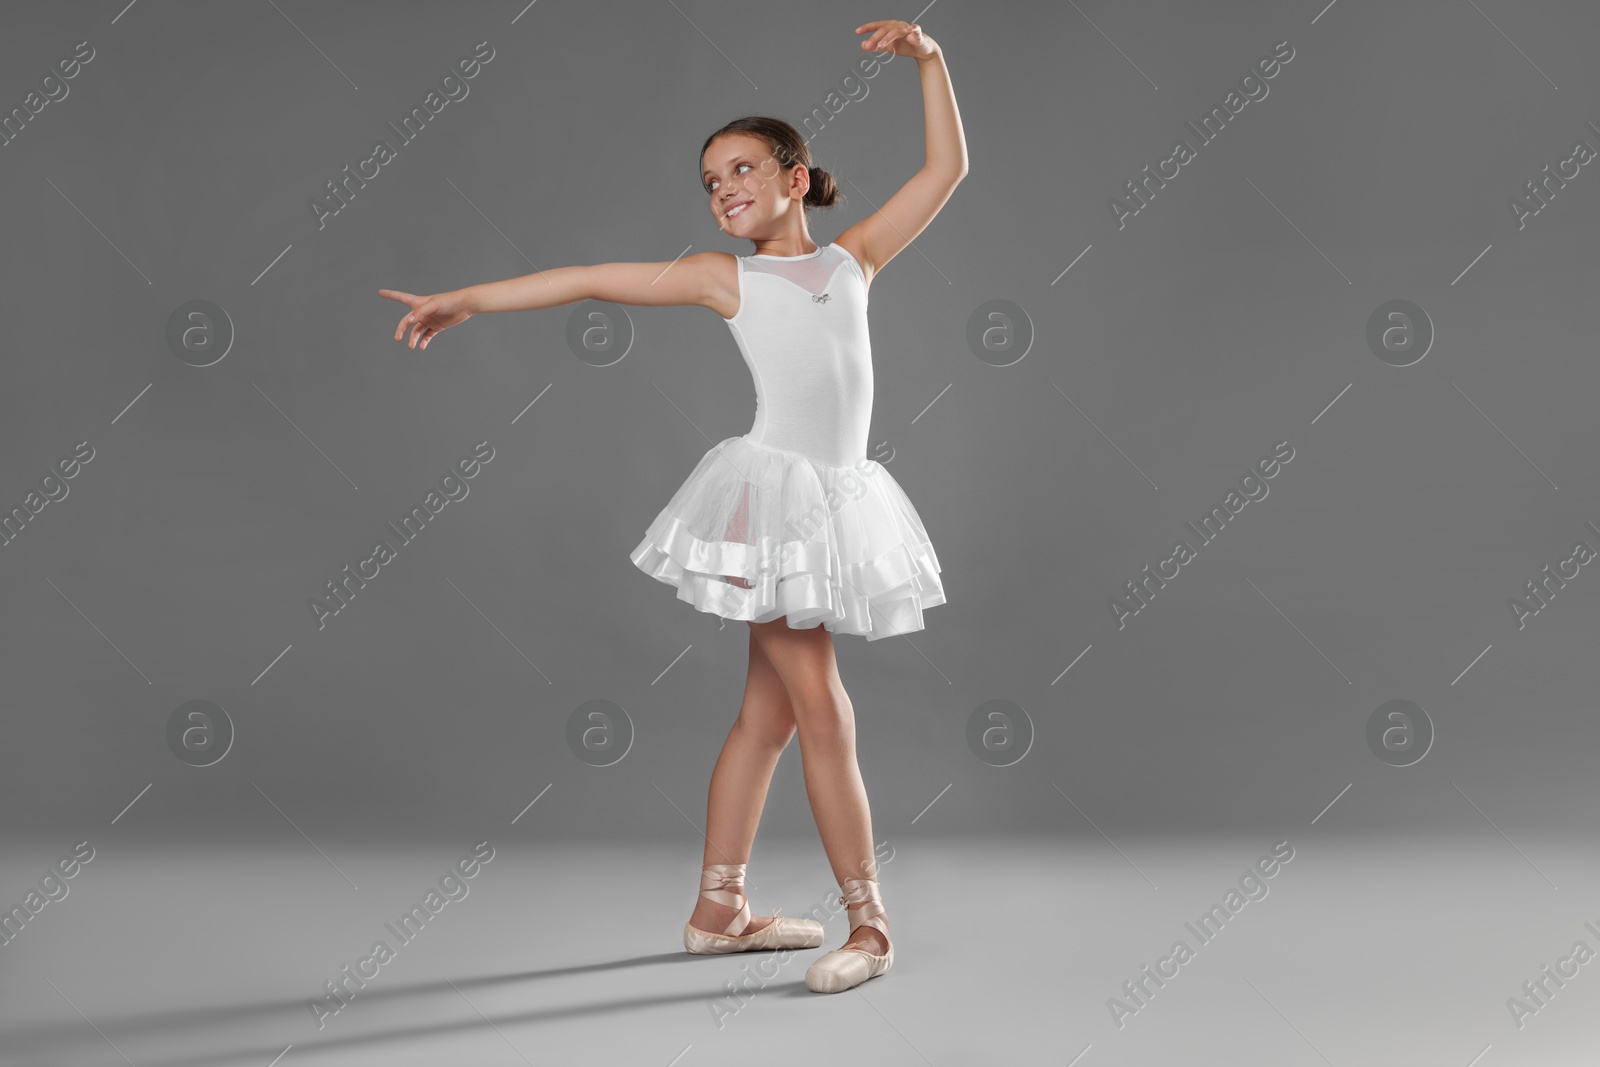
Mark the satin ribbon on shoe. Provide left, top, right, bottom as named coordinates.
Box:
left=697, top=863, right=752, bottom=936
left=683, top=863, right=825, bottom=954
left=805, top=877, right=894, bottom=993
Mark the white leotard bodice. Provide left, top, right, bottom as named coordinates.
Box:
left=721, top=241, right=872, bottom=468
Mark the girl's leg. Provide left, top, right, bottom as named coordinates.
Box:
left=745, top=617, right=889, bottom=955
left=687, top=624, right=798, bottom=936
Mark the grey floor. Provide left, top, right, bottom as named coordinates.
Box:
left=3, top=831, right=1596, bottom=1066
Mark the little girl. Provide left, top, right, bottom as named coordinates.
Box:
left=380, top=19, right=966, bottom=993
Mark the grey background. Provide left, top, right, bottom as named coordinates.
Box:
left=3, top=0, right=1592, bottom=842
left=5, top=1, right=1600, bottom=1064
left=4, top=0, right=1597, bottom=837
left=3, top=0, right=1587, bottom=844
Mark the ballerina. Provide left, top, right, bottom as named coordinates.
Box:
left=380, top=18, right=967, bottom=993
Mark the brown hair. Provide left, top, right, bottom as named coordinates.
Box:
left=700, top=116, right=843, bottom=210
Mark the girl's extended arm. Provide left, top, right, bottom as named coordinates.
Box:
left=459, top=255, right=721, bottom=315
left=838, top=21, right=968, bottom=281
left=379, top=254, right=723, bottom=350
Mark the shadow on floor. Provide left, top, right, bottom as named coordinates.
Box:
left=19, top=949, right=813, bottom=1066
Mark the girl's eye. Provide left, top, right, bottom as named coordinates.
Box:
left=707, top=163, right=753, bottom=194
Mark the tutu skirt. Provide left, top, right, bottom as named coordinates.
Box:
left=629, top=434, right=946, bottom=640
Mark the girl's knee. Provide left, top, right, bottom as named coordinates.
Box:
left=742, top=717, right=797, bottom=749
left=792, top=693, right=854, bottom=745
left=737, top=698, right=797, bottom=747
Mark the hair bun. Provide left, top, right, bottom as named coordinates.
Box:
left=803, top=163, right=841, bottom=210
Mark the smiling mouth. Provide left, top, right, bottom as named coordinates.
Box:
left=724, top=201, right=751, bottom=219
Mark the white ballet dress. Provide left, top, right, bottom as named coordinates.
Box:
left=628, top=241, right=946, bottom=640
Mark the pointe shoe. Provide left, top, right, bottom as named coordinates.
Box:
left=805, top=877, right=893, bottom=993
left=683, top=863, right=825, bottom=954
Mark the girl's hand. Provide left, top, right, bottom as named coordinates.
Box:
left=856, top=20, right=937, bottom=60
left=378, top=288, right=474, bottom=350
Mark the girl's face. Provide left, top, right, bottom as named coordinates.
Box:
left=702, top=134, right=805, bottom=236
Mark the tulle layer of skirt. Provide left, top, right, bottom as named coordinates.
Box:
left=629, top=434, right=946, bottom=641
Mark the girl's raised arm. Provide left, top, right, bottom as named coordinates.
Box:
left=836, top=21, right=968, bottom=285
left=379, top=253, right=728, bottom=350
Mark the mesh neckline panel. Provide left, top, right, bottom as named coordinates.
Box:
left=741, top=243, right=843, bottom=295
left=748, top=243, right=828, bottom=260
